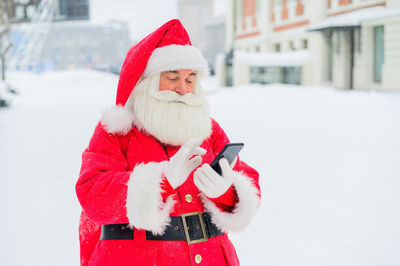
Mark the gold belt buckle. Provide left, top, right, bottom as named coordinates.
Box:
left=181, top=211, right=208, bottom=244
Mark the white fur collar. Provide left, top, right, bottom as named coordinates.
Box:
left=100, top=105, right=136, bottom=135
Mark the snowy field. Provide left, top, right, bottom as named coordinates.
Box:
left=0, top=69, right=399, bottom=266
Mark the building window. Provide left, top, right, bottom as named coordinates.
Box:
left=26, top=5, right=35, bottom=19
left=250, top=66, right=301, bottom=85
left=275, top=43, right=281, bottom=52
left=59, top=0, right=89, bottom=20
left=255, top=45, right=260, bottom=52
left=15, top=5, right=25, bottom=19
left=289, top=41, right=295, bottom=50
left=303, top=39, right=308, bottom=49
left=373, top=26, right=384, bottom=83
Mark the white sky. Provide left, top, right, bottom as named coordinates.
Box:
left=90, top=0, right=227, bottom=42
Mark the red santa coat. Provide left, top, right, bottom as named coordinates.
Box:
left=76, top=117, right=261, bottom=266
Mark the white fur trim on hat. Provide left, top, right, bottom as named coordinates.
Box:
left=126, top=161, right=176, bottom=235
left=200, top=171, right=260, bottom=232
left=143, top=45, right=209, bottom=78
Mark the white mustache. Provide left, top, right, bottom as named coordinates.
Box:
left=149, top=90, right=205, bottom=106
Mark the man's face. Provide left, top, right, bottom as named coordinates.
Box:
left=159, top=69, right=197, bottom=95
left=131, top=70, right=211, bottom=146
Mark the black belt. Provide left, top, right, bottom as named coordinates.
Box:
left=100, top=212, right=224, bottom=244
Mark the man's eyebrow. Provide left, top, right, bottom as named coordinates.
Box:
left=167, top=70, right=196, bottom=76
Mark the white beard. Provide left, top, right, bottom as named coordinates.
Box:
left=128, top=74, right=212, bottom=146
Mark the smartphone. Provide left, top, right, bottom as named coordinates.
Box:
left=210, top=143, right=244, bottom=175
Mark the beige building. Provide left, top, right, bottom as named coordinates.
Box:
left=218, top=0, right=400, bottom=90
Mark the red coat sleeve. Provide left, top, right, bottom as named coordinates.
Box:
left=76, top=122, right=131, bottom=225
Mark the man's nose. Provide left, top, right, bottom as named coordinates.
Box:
left=175, top=80, right=188, bottom=95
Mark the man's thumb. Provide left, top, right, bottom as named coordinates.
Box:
left=219, top=158, right=231, bottom=176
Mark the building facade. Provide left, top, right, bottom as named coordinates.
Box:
left=219, top=0, right=400, bottom=90
left=3, top=0, right=89, bottom=22
left=6, top=0, right=131, bottom=73
left=38, top=21, right=130, bottom=72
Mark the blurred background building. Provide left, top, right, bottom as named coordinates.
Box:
left=218, top=0, right=400, bottom=91
left=204, top=15, right=226, bottom=75
left=2, top=0, right=399, bottom=91
left=178, top=0, right=226, bottom=75
left=2, top=0, right=130, bottom=73
left=3, top=0, right=89, bottom=22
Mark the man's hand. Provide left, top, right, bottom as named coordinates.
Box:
left=164, top=138, right=206, bottom=189
left=194, top=158, right=234, bottom=198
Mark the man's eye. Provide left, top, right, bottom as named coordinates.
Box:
left=168, top=77, right=178, bottom=81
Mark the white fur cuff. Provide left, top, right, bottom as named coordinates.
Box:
left=126, top=161, right=176, bottom=235
left=201, top=171, right=260, bottom=232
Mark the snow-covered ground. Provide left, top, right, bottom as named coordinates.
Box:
left=0, top=70, right=399, bottom=265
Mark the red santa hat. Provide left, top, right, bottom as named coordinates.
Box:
left=116, top=19, right=208, bottom=107
left=101, top=19, right=209, bottom=135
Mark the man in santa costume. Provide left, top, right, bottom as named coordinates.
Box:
left=76, top=19, right=261, bottom=266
